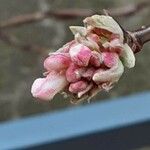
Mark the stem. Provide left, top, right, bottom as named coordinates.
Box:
left=127, top=26, right=150, bottom=53
left=133, top=26, right=150, bottom=45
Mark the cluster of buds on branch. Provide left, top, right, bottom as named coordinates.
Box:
left=31, top=15, right=149, bottom=104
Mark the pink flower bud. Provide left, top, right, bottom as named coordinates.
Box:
left=91, top=27, right=112, bottom=40
left=57, top=40, right=76, bottom=53
left=90, top=51, right=102, bottom=67
left=87, top=33, right=100, bottom=44
left=103, top=38, right=122, bottom=53
left=69, top=44, right=92, bottom=66
left=31, top=72, right=68, bottom=101
left=31, top=15, right=136, bottom=103
left=84, top=15, right=124, bottom=42
left=44, top=53, right=71, bottom=71
left=86, top=34, right=100, bottom=51
left=69, top=80, right=88, bottom=93
left=82, top=67, right=95, bottom=80
left=70, top=26, right=100, bottom=51
left=102, top=52, right=119, bottom=68
left=66, top=63, right=85, bottom=83
left=77, top=83, right=93, bottom=98
left=75, top=34, right=99, bottom=51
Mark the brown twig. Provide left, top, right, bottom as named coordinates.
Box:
left=126, top=26, right=150, bottom=53
left=0, top=0, right=149, bottom=29
left=133, top=26, right=150, bottom=45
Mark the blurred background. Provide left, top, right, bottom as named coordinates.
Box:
left=0, top=0, right=150, bottom=123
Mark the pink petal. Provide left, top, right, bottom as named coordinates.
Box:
left=103, top=38, right=122, bottom=53
left=69, top=44, right=92, bottom=66
left=57, top=40, right=76, bottom=53
left=66, top=63, right=85, bottom=83
left=90, top=51, right=102, bottom=67
left=86, top=34, right=100, bottom=51
left=31, top=78, right=46, bottom=96
left=77, top=83, right=93, bottom=98
left=91, top=27, right=112, bottom=39
left=109, top=38, right=122, bottom=48
left=102, top=52, right=119, bottom=68
left=75, top=34, right=99, bottom=51
left=31, top=72, right=68, bottom=101
left=69, top=80, right=88, bottom=93
left=110, top=34, right=120, bottom=41
left=82, top=67, right=96, bottom=80
left=44, top=53, right=71, bottom=71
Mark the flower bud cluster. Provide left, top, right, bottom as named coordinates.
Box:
left=31, top=15, right=135, bottom=103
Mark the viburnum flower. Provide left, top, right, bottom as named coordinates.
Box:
left=31, top=15, right=135, bottom=103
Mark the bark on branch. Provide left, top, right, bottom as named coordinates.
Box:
left=126, top=26, right=150, bottom=53
left=133, top=26, right=150, bottom=45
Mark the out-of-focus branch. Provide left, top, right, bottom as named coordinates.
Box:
left=0, top=0, right=149, bottom=29
left=0, top=1, right=149, bottom=54
left=0, top=31, right=47, bottom=53
left=107, top=0, right=150, bottom=17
